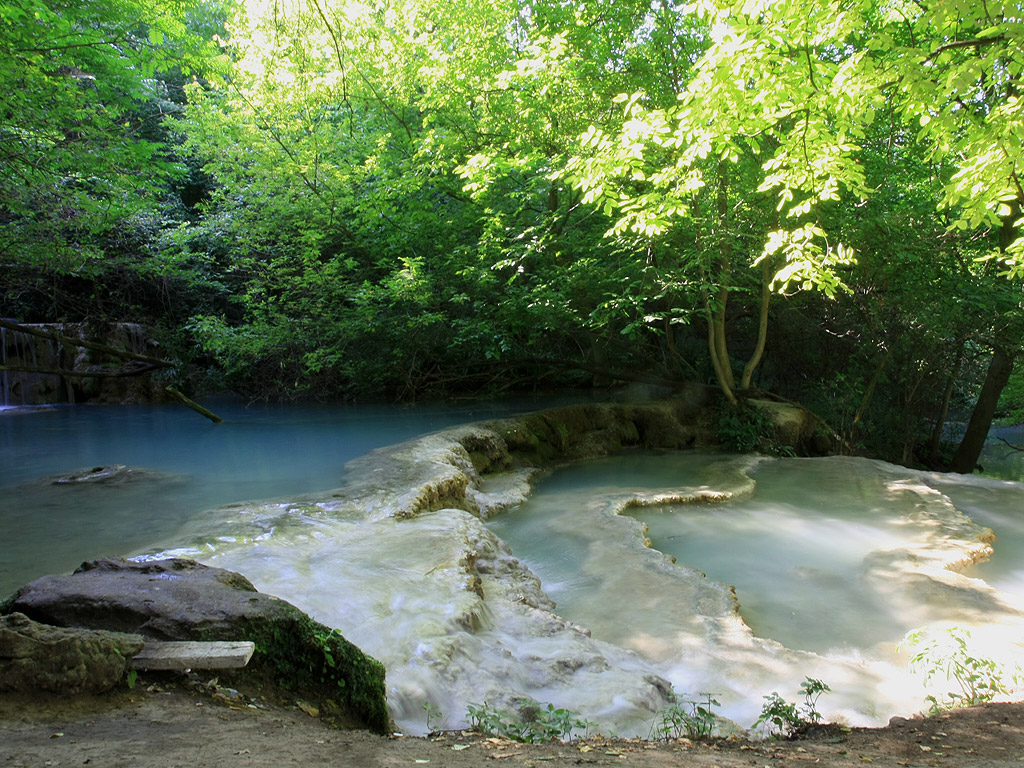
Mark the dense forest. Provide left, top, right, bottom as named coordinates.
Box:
left=2, top=0, right=1023, bottom=470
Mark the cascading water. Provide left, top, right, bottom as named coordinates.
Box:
left=0, top=322, right=157, bottom=406
left=4, top=401, right=1023, bottom=738
left=155, top=441, right=1024, bottom=737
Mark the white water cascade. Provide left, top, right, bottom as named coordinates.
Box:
left=140, top=423, right=1024, bottom=738
left=0, top=322, right=157, bottom=406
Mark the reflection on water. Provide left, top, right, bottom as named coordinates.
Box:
left=979, top=425, right=1024, bottom=481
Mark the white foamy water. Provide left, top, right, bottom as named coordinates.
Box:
left=161, top=447, right=1024, bottom=737
left=8, top=403, right=1024, bottom=737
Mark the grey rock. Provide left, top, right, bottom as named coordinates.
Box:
left=48, top=464, right=183, bottom=486
left=5, top=558, right=392, bottom=734
left=8, top=558, right=263, bottom=639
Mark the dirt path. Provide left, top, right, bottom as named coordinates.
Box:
left=3, top=679, right=1024, bottom=768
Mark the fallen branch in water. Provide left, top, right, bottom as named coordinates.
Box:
left=996, top=436, right=1024, bottom=453
left=165, top=386, right=223, bottom=423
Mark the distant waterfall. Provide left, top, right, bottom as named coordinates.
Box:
left=0, top=322, right=159, bottom=406
left=1, top=323, right=7, bottom=407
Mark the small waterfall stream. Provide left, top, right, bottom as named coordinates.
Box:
left=0, top=322, right=156, bottom=406
left=1, top=323, right=7, bottom=408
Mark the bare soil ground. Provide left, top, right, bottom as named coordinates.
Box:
left=3, top=675, right=1024, bottom=768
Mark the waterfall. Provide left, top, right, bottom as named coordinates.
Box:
left=0, top=321, right=157, bottom=406
left=1, top=323, right=7, bottom=407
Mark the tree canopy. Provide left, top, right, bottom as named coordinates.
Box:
left=2, top=0, right=1023, bottom=471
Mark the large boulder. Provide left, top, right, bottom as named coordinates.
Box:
left=4, top=558, right=391, bottom=734
left=0, top=612, right=144, bottom=694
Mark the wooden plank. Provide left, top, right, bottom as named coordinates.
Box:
left=131, top=640, right=256, bottom=670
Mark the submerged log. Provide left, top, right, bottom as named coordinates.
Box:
left=165, top=386, right=223, bottom=423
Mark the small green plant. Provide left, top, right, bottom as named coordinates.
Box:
left=467, top=701, right=505, bottom=734
left=901, top=625, right=1020, bottom=715
left=650, top=692, right=720, bottom=741
left=755, top=692, right=801, bottom=737
left=423, top=701, right=444, bottom=733
left=799, top=677, right=830, bottom=724
left=753, top=678, right=831, bottom=738
left=466, top=700, right=595, bottom=742
left=125, top=668, right=138, bottom=691
left=714, top=402, right=794, bottom=456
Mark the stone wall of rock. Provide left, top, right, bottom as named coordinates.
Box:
left=1, top=322, right=164, bottom=406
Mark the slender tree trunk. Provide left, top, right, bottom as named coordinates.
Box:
left=851, top=347, right=891, bottom=431
left=950, top=345, right=1016, bottom=473
left=927, top=345, right=964, bottom=463
left=713, top=160, right=735, bottom=391
left=706, top=300, right=737, bottom=404
left=950, top=203, right=1021, bottom=473
left=740, top=259, right=772, bottom=390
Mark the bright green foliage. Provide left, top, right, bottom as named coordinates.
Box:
left=4, top=0, right=1024, bottom=442
left=573, top=0, right=1024, bottom=284
left=902, top=625, right=1022, bottom=714
left=650, top=692, right=720, bottom=741
left=563, top=0, right=1024, bottom=415
left=0, top=0, right=226, bottom=271
left=466, top=700, right=595, bottom=742
left=753, top=677, right=831, bottom=738
left=168, top=0, right=718, bottom=397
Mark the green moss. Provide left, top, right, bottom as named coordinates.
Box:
left=0, top=591, right=16, bottom=616
left=498, top=417, right=559, bottom=465
left=235, top=612, right=392, bottom=734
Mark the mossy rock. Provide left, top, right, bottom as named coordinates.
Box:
left=4, top=558, right=391, bottom=734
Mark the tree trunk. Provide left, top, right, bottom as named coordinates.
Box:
left=850, top=347, right=890, bottom=432
left=739, top=259, right=772, bottom=390
left=950, top=202, right=1021, bottom=473
left=706, top=304, right=737, bottom=404
left=713, top=160, right=735, bottom=391
left=927, top=345, right=964, bottom=463
left=950, top=345, right=1015, bottom=473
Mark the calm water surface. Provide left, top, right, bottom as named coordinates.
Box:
left=0, top=395, right=585, bottom=595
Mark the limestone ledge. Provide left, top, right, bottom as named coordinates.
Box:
left=135, top=398, right=1010, bottom=736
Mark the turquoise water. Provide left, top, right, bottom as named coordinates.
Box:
left=489, top=453, right=1024, bottom=656
left=982, top=425, right=1024, bottom=481
left=0, top=396, right=584, bottom=595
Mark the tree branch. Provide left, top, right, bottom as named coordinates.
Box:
left=0, top=319, right=173, bottom=367
left=0, top=363, right=158, bottom=378
left=927, top=35, right=1007, bottom=61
